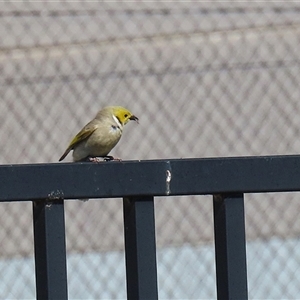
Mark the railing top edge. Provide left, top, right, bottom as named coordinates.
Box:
left=1, top=154, right=300, bottom=201
left=2, top=154, right=300, bottom=168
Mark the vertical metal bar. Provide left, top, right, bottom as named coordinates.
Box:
left=33, top=199, right=68, bottom=300
left=213, top=193, right=248, bottom=300
left=123, top=196, right=158, bottom=300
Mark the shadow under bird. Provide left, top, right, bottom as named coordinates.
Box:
left=59, top=106, right=139, bottom=162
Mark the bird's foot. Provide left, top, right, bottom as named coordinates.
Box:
left=88, top=157, right=104, bottom=163
left=103, top=156, right=122, bottom=162
left=86, top=156, right=122, bottom=163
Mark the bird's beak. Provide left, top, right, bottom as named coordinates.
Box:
left=130, top=115, right=139, bottom=124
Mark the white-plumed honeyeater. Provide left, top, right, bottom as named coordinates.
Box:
left=59, top=106, right=139, bottom=162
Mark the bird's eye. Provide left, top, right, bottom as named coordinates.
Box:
left=124, top=114, right=128, bottom=118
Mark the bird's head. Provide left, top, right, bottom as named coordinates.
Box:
left=106, top=106, right=139, bottom=126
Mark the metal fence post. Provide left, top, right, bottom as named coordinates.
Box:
left=33, top=199, right=68, bottom=300
left=213, top=193, right=248, bottom=300
left=123, top=196, right=158, bottom=300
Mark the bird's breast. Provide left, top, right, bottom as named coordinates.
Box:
left=86, top=124, right=122, bottom=154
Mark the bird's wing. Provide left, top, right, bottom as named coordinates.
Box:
left=59, top=124, right=98, bottom=161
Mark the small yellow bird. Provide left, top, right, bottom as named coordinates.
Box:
left=59, top=106, right=138, bottom=162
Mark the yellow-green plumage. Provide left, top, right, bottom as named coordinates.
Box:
left=59, top=106, right=138, bottom=162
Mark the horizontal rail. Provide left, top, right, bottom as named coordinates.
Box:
left=1, top=155, right=300, bottom=201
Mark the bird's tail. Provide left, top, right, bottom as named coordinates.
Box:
left=59, top=147, right=71, bottom=161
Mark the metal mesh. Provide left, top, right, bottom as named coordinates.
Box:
left=1, top=2, right=300, bottom=299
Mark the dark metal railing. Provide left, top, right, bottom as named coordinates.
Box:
left=1, top=155, right=300, bottom=299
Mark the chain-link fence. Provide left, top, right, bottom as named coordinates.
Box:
left=1, top=2, right=300, bottom=299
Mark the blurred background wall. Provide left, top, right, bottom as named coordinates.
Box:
left=1, top=1, right=300, bottom=299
